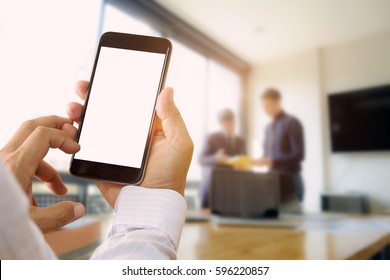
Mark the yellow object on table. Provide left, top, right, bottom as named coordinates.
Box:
left=226, top=155, right=251, bottom=170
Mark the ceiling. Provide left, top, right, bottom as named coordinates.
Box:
left=155, top=0, right=390, bottom=65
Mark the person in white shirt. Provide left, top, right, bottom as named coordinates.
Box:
left=0, top=81, right=193, bottom=259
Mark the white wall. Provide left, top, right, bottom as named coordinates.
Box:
left=321, top=32, right=390, bottom=212
left=248, top=32, right=390, bottom=212
left=248, top=50, right=324, bottom=212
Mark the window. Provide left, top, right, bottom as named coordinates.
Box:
left=0, top=2, right=243, bottom=185
left=103, top=5, right=243, bottom=182
left=166, top=41, right=243, bottom=181
left=0, top=0, right=102, bottom=170
left=165, top=40, right=208, bottom=181
left=207, top=60, right=242, bottom=134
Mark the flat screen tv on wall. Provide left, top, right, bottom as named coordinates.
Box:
left=328, top=84, right=390, bottom=152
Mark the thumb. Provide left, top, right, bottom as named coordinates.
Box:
left=155, top=88, right=192, bottom=151
left=30, top=201, right=85, bottom=233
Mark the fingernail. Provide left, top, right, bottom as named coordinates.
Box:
left=73, top=204, right=85, bottom=219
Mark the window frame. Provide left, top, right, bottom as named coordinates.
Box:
left=105, top=0, right=251, bottom=136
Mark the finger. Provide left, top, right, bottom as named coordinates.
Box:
left=155, top=88, right=193, bottom=152
left=156, top=88, right=178, bottom=120
left=35, top=161, right=68, bottom=195
left=30, top=202, right=85, bottom=233
left=75, top=80, right=89, bottom=101
left=16, top=127, right=80, bottom=174
left=152, top=116, right=163, bottom=136
left=66, top=102, right=84, bottom=124
left=61, top=122, right=78, bottom=139
left=2, top=116, right=73, bottom=154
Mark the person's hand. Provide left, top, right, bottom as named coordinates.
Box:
left=0, top=116, right=86, bottom=233
left=251, top=157, right=273, bottom=167
left=67, top=81, right=193, bottom=208
left=216, top=149, right=228, bottom=164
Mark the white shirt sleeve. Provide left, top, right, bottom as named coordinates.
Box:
left=91, top=186, right=187, bottom=260
left=0, top=159, right=186, bottom=260
left=0, top=161, right=56, bottom=260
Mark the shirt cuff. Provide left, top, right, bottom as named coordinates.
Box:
left=113, top=186, right=187, bottom=249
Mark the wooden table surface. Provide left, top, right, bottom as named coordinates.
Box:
left=178, top=214, right=390, bottom=260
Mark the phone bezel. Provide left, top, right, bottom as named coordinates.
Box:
left=70, top=32, right=172, bottom=185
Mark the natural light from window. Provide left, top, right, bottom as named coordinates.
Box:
left=0, top=2, right=243, bottom=184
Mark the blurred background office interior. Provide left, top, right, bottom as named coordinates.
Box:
left=1, top=0, right=390, bottom=259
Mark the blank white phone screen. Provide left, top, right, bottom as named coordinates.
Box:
left=75, top=46, right=166, bottom=168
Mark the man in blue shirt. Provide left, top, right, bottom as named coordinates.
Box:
left=253, top=88, right=305, bottom=203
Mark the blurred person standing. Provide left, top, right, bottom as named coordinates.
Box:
left=253, top=88, right=305, bottom=205
left=199, top=109, right=246, bottom=208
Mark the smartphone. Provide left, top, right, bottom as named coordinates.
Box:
left=70, top=32, right=172, bottom=185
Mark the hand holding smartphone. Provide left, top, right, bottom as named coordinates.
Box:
left=70, top=32, right=172, bottom=185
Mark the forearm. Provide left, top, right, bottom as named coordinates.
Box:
left=91, top=186, right=186, bottom=260
left=91, top=226, right=177, bottom=259
left=272, top=152, right=303, bottom=166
